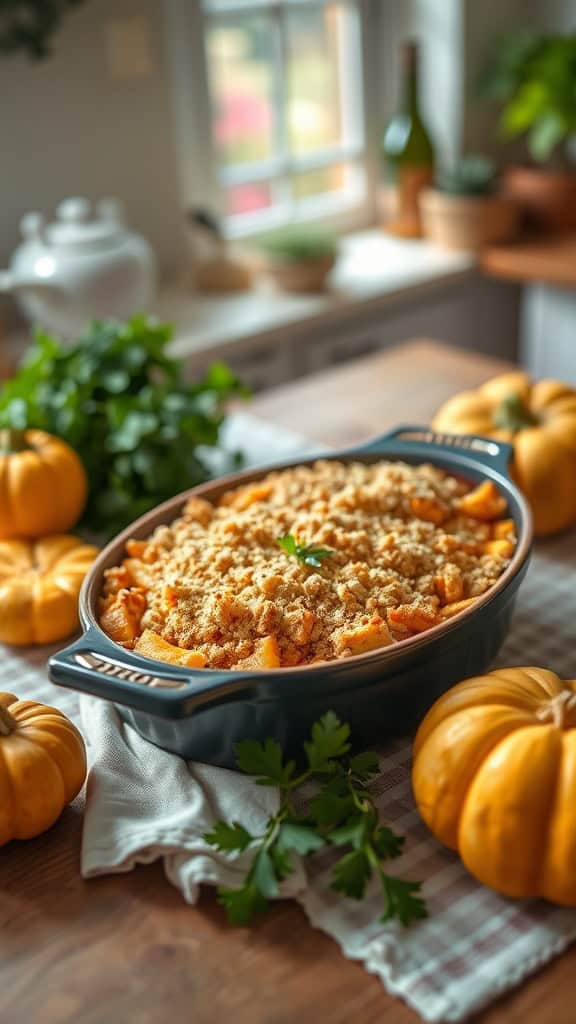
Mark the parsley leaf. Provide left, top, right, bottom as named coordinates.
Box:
left=304, top=711, right=351, bottom=773
left=332, top=850, right=371, bottom=900
left=252, top=849, right=279, bottom=899
left=235, top=737, right=295, bottom=787
left=218, top=885, right=268, bottom=926
left=204, top=821, right=254, bottom=853
left=209, top=712, right=426, bottom=930
left=349, top=751, right=380, bottom=780
left=277, top=533, right=334, bottom=569
left=309, top=789, right=355, bottom=827
left=381, top=878, right=428, bottom=927
left=372, top=826, right=405, bottom=860
left=277, top=822, right=326, bottom=855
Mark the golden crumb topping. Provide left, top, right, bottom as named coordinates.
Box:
left=99, top=460, right=516, bottom=669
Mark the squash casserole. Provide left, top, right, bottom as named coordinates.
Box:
left=99, top=460, right=516, bottom=670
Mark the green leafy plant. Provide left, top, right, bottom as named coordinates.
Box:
left=0, top=0, right=85, bottom=60
left=277, top=532, right=334, bottom=569
left=0, top=316, right=247, bottom=536
left=436, top=155, right=497, bottom=196
left=204, top=712, right=427, bottom=927
left=258, top=227, right=338, bottom=264
left=480, top=31, right=576, bottom=164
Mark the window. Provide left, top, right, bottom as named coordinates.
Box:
left=201, top=0, right=369, bottom=235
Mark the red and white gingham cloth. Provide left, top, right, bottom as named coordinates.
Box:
left=2, top=412, right=576, bottom=1023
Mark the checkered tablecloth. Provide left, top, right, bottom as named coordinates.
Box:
left=2, top=412, right=576, bottom=1023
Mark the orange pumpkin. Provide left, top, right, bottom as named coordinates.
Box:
left=0, top=428, right=87, bottom=539
left=412, top=667, right=576, bottom=905
left=432, top=372, right=576, bottom=536
left=0, top=692, right=86, bottom=845
left=0, top=534, right=98, bottom=645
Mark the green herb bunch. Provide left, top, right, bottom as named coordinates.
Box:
left=0, top=316, right=246, bottom=536
left=205, top=712, right=427, bottom=927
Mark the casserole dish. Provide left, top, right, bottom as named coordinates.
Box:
left=49, top=426, right=533, bottom=766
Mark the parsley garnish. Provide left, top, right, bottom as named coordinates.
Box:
left=204, top=712, right=427, bottom=928
left=277, top=532, right=334, bottom=568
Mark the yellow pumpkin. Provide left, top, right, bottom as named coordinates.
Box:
left=432, top=372, right=576, bottom=536
left=412, top=667, right=576, bottom=905
left=0, top=534, right=98, bottom=645
left=0, top=428, right=87, bottom=539
left=0, top=692, right=86, bottom=845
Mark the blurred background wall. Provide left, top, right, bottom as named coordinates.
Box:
left=0, top=0, right=572, bottom=277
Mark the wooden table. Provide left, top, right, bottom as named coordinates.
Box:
left=2, top=339, right=575, bottom=1024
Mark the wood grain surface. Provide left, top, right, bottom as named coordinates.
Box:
left=2, top=338, right=576, bottom=1024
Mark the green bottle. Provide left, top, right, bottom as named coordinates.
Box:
left=382, top=40, right=435, bottom=238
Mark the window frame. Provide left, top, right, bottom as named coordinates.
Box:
left=164, top=0, right=381, bottom=240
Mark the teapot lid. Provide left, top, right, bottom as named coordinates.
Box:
left=31, top=197, right=127, bottom=248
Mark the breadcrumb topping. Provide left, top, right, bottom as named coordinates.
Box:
left=99, top=460, right=516, bottom=669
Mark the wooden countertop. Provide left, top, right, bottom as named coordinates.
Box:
left=482, top=233, right=576, bottom=289
left=2, top=339, right=575, bottom=1024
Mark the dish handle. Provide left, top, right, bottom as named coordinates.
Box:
left=353, top=424, right=514, bottom=478
left=49, top=628, right=256, bottom=719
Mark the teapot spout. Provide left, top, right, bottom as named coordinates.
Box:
left=0, top=269, right=62, bottom=300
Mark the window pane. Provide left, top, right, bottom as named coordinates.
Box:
left=225, top=181, right=273, bottom=216
left=206, top=15, right=276, bottom=166
left=286, top=4, right=346, bottom=156
left=292, top=163, right=347, bottom=200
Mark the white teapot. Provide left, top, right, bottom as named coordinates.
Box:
left=0, top=197, right=157, bottom=338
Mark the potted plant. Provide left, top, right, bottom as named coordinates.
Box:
left=418, top=156, right=520, bottom=251
left=257, top=228, right=338, bottom=293
left=480, top=30, right=576, bottom=231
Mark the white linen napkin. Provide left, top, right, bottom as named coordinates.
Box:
left=79, top=695, right=307, bottom=902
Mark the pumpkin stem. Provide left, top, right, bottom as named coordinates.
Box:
left=537, top=690, right=576, bottom=729
left=0, top=704, right=16, bottom=736
left=493, top=393, right=538, bottom=434
left=0, top=428, right=30, bottom=455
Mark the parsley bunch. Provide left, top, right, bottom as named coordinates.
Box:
left=204, top=712, right=426, bottom=927
left=0, top=316, right=247, bottom=537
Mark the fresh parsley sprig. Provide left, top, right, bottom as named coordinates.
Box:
left=277, top=532, right=334, bottom=569
left=204, top=712, right=427, bottom=928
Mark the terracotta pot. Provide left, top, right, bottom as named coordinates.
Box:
left=419, top=189, right=521, bottom=251
left=502, top=165, right=576, bottom=232
left=265, top=255, right=336, bottom=293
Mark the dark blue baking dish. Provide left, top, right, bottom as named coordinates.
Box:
left=49, top=426, right=532, bottom=766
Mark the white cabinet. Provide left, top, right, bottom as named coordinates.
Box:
left=521, top=284, right=576, bottom=384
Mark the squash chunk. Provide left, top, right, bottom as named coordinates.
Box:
left=410, top=496, right=447, bottom=525
left=456, top=481, right=507, bottom=521
left=220, top=482, right=273, bottom=511
left=438, top=597, right=477, bottom=619
left=482, top=538, right=515, bottom=559
left=134, top=629, right=206, bottom=667
left=337, top=617, right=393, bottom=655
left=388, top=605, right=438, bottom=633
left=100, top=588, right=146, bottom=645
left=234, top=635, right=281, bottom=670
left=434, top=565, right=464, bottom=605
left=492, top=518, right=516, bottom=540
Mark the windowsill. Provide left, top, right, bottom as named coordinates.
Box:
left=159, top=230, right=477, bottom=363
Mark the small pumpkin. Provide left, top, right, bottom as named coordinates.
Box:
left=432, top=372, right=576, bottom=536
left=0, top=534, right=98, bottom=645
left=0, top=692, right=86, bottom=845
left=412, top=667, right=576, bottom=905
left=0, top=428, right=87, bottom=539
